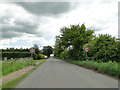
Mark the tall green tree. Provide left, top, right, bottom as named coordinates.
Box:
left=34, top=44, right=40, bottom=54
left=42, top=46, right=53, bottom=58
left=54, top=24, right=95, bottom=60
left=54, top=36, right=65, bottom=58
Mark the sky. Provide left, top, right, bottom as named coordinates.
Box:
left=0, top=0, right=119, bottom=49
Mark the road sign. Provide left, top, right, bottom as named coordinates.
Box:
left=84, top=47, right=89, bottom=52
left=30, top=48, right=35, bottom=53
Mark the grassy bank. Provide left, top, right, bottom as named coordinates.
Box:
left=2, top=59, right=46, bottom=89
left=1, top=58, right=44, bottom=76
left=62, top=59, right=120, bottom=78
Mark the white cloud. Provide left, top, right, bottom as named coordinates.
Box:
left=1, top=1, right=118, bottom=49
left=56, top=0, right=118, bottom=37
left=0, top=38, right=18, bottom=48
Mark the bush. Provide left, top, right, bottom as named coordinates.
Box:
left=2, top=52, right=31, bottom=60
left=33, top=53, right=45, bottom=60
left=83, top=34, right=119, bottom=62
left=60, top=50, right=69, bottom=60
left=33, top=53, right=38, bottom=60
left=37, top=54, right=45, bottom=59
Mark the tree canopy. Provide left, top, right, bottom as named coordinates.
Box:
left=54, top=24, right=119, bottom=62
left=42, top=46, right=53, bottom=57
left=54, top=24, right=95, bottom=60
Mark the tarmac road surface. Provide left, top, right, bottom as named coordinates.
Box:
left=15, top=58, right=118, bottom=88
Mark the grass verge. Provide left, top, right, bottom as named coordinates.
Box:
left=1, top=58, right=44, bottom=77
left=2, top=58, right=34, bottom=76
left=61, top=59, right=120, bottom=78
left=2, top=59, right=46, bottom=89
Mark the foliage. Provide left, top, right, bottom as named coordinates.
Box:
left=2, top=52, right=31, bottom=60
left=53, top=23, right=120, bottom=78
left=37, top=54, right=45, bottom=59
left=2, top=48, right=29, bottom=52
left=54, top=24, right=95, bottom=60
left=2, top=59, right=46, bottom=88
left=63, top=59, right=119, bottom=77
left=34, top=44, right=41, bottom=54
left=84, top=34, right=119, bottom=62
left=42, top=46, right=53, bottom=57
left=33, top=53, right=45, bottom=60
left=117, top=41, right=120, bottom=61
left=53, top=36, right=65, bottom=58
left=33, top=53, right=38, bottom=60
left=2, top=58, right=33, bottom=76
left=60, top=50, right=70, bottom=59
left=34, top=48, right=40, bottom=55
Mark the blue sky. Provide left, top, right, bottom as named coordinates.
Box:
left=10, top=40, right=32, bottom=48
left=44, top=36, right=53, bottom=41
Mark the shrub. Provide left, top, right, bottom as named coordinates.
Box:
left=33, top=53, right=38, bottom=60
left=83, top=34, right=119, bottom=62
left=33, top=53, right=46, bottom=60
left=37, top=54, right=45, bottom=59
left=2, top=52, right=31, bottom=60
left=60, top=50, right=69, bottom=60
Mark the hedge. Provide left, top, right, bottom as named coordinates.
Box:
left=38, top=54, right=45, bottom=59
left=1, top=52, right=31, bottom=60
left=33, top=53, right=45, bottom=60
left=33, top=53, right=38, bottom=60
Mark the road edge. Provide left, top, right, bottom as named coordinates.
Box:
left=56, top=58, right=119, bottom=80
left=2, top=59, right=47, bottom=89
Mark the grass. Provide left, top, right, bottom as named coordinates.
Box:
left=63, top=59, right=120, bottom=78
left=2, top=70, right=31, bottom=90
left=0, top=61, right=1, bottom=90
left=1, top=58, right=33, bottom=76
left=2, top=59, right=46, bottom=89
left=1, top=58, right=44, bottom=77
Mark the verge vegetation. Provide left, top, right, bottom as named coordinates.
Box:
left=1, top=59, right=46, bottom=89
left=62, top=59, right=119, bottom=77
left=54, top=24, right=120, bottom=77
left=1, top=58, right=46, bottom=77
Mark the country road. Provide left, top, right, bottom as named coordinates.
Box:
left=15, top=58, right=118, bottom=88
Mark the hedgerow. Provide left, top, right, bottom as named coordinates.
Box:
left=33, top=53, right=46, bottom=60
left=2, top=52, right=31, bottom=60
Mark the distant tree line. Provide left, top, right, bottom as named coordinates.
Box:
left=33, top=45, right=53, bottom=60
left=2, top=52, right=31, bottom=60
left=2, top=48, right=29, bottom=52
left=1, top=44, right=53, bottom=60
left=42, top=46, right=53, bottom=58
